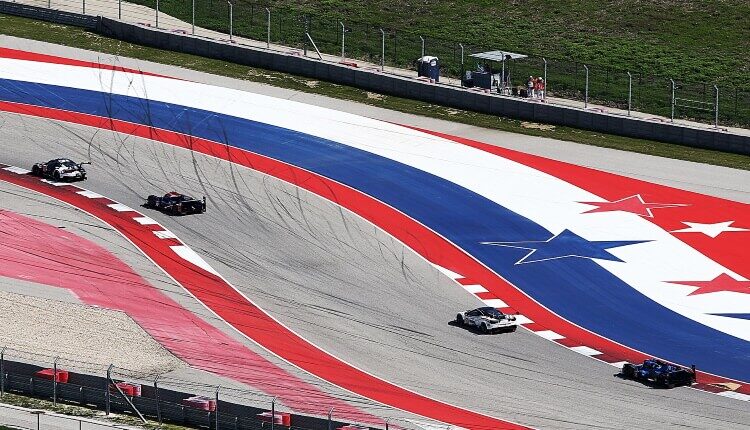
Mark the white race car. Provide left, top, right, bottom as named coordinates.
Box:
left=456, top=307, right=517, bottom=334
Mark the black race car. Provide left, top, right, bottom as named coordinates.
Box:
left=621, top=359, right=696, bottom=388
left=31, top=158, right=89, bottom=181
left=146, top=192, right=206, bottom=215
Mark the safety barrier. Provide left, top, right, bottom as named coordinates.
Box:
left=0, top=1, right=99, bottom=29
left=0, top=359, right=360, bottom=430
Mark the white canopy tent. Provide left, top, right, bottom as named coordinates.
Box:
left=468, top=50, right=529, bottom=93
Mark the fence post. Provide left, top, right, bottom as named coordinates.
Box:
left=0, top=347, right=5, bottom=398
left=227, top=1, right=233, bottom=41
left=265, top=8, right=270, bottom=48
left=215, top=386, right=220, bottom=430
left=156, top=0, right=159, bottom=28
left=52, top=356, right=59, bottom=406
left=82, top=0, right=85, bottom=14
left=459, top=43, right=465, bottom=86
left=270, top=397, right=276, bottom=430
left=105, top=364, right=112, bottom=415
left=192, top=0, right=195, bottom=34
left=118, top=0, right=121, bottom=19
left=393, top=30, right=398, bottom=66
left=583, top=65, right=589, bottom=109
left=327, top=407, right=334, bottom=430
left=384, top=417, right=390, bottom=430
left=339, top=22, right=345, bottom=59
left=714, top=84, right=719, bottom=128
left=380, top=28, right=385, bottom=71
left=670, top=78, right=675, bottom=122
left=419, top=35, right=424, bottom=57
left=31, top=410, right=43, bottom=430
left=47, top=0, right=50, bottom=9
left=627, top=71, right=632, bottom=116
left=154, top=376, right=162, bottom=425
left=543, top=57, right=547, bottom=101
left=303, top=15, right=309, bottom=56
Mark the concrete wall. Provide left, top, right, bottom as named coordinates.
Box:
left=1, top=1, right=748, bottom=155
left=0, top=1, right=99, bottom=29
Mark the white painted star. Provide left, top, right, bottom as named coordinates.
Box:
left=671, top=221, right=749, bottom=238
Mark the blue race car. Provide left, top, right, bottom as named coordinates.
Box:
left=621, top=359, right=695, bottom=388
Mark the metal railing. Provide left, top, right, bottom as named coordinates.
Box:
left=0, top=348, right=427, bottom=430
left=4, top=0, right=749, bottom=130
left=120, top=0, right=749, bottom=130
left=0, top=402, right=133, bottom=430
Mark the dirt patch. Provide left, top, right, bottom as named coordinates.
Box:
left=521, top=121, right=556, bottom=131
left=366, top=92, right=386, bottom=100
left=0, top=291, right=185, bottom=377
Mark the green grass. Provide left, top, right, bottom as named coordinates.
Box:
left=0, top=13, right=748, bottom=171
left=132, top=0, right=750, bottom=127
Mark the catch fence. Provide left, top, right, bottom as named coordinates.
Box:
left=0, top=348, right=420, bottom=430
left=121, top=0, right=750, bottom=129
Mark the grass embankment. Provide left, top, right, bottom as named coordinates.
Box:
left=0, top=14, right=748, bottom=170
left=138, top=0, right=750, bottom=127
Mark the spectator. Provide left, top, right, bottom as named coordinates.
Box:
left=537, top=77, right=545, bottom=100
left=527, top=76, right=534, bottom=98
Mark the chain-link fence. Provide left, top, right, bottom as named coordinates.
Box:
left=0, top=347, right=426, bottom=430
left=116, top=0, right=748, bottom=129
left=0, top=402, right=134, bottom=430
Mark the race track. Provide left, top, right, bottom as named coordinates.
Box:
left=0, top=40, right=749, bottom=430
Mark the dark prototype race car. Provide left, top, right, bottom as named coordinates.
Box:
left=146, top=192, right=206, bottom=215
left=31, top=158, right=89, bottom=181
left=621, top=359, right=696, bottom=388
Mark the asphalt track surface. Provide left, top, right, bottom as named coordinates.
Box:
left=2, top=110, right=749, bottom=430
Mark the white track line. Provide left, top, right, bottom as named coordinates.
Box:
left=133, top=216, right=159, bottom=225
left=153, top=230, right=178, bottom=239
left=513, top=315, right=534, bottom=325
left=482, top=298, right=508, bottom=308
left=462, top=284, right=488, bottom=294
left=3, top=166, right=30, bottom=174
left=107, top=203, right=134, bottom=212
left=40, top=179, right=71, bottom=186
left=534, top=330, right=565, bottom=340
left=570, top=346, right=603, bottom=356
left=170, top=245, right=220, bottom=276
left=77, top=190, right=105, bottom=198
left=717, top=391, right=750, bottom=402
left=432, top=264, right=463, bottom=280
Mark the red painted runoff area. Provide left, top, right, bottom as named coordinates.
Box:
left=0, top=200, right=380, bottom=424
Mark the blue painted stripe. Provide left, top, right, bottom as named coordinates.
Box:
left=712, top=314, right=750, bottom=321
left=2, top=79, right=748, bottom=381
